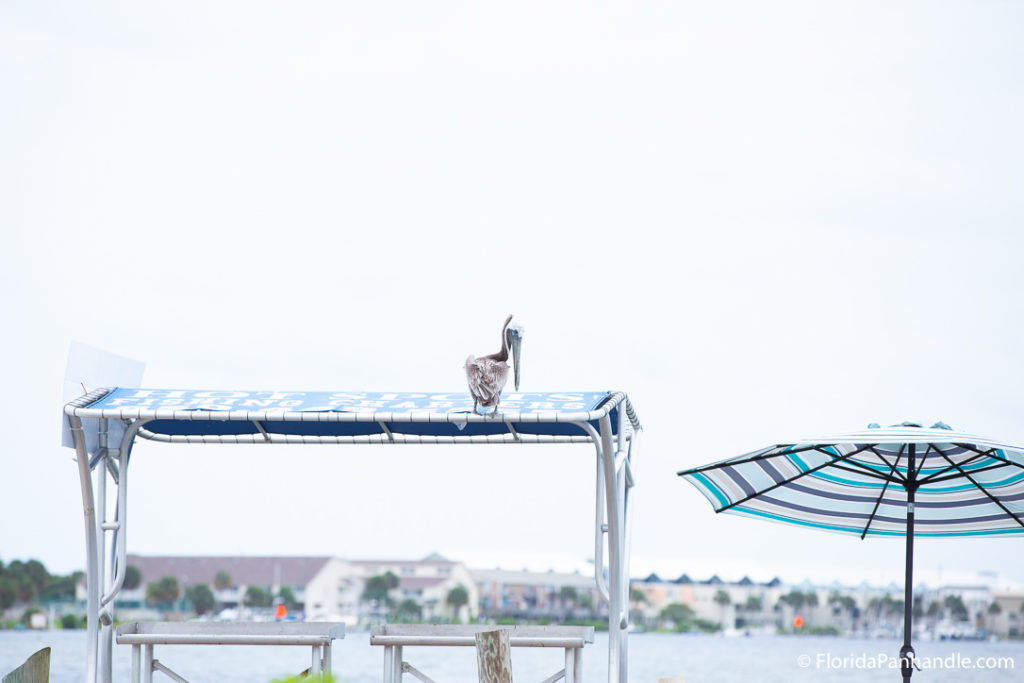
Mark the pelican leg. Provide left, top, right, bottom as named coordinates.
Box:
left=473, top=401, right=480, bottom=415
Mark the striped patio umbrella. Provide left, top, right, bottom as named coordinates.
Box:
left=678, top=422, right=1024, bottom=683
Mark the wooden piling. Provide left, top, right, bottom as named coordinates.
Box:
left=475, top=629, right=512, bottom=683
left=2, top=647, right=50, bottom=683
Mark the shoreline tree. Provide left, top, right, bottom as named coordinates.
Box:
left=713, top=589, right=732, bottom=630
left=214, top=570, right=232, bottom=591
left=278, top=586, right=298, bottom=611
left=123, top=565, right=142, bottom=591
left=244, top=586, right=273, bottom=608
left=362, top=571, right=399, bottom=611
left=146, top=576, right=181, bottom=609
left=447, top=585, right=469, bottom=622
left=185, top=584, right=216, bottom=615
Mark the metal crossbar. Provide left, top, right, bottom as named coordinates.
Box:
left=116, top=622, right=344, bottom=683
left=370, top=625, right=592, bottom=683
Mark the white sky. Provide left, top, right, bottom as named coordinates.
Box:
left=3, top=1, right=1024, bottom=589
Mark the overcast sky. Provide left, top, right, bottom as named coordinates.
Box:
left=3, top=1, right=1024, bottom=591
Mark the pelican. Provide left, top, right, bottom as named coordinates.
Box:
left=465, top=315, right=523, bottom=416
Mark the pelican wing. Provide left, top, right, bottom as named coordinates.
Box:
left=465, top=355, right=509, bottom=407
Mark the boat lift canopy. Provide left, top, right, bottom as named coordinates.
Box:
left=64, top=388, right=641, bottom=683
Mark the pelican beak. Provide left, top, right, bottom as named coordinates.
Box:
left=510, top=333, right=522, bottom=391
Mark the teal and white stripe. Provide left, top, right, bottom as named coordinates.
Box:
left=679, top=425, right=1024, bottom=538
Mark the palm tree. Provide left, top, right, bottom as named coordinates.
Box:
left=926, top=600, right=941, bottom=625
left=362, top=572, right=399, bottom=610
left=145, top=576, right=181, bottom=609
left=123, top=565, right=142, bottom=591
left=185, top=584, right=216, bottom=615
left=659, top=602, right=695, bottom=631
left=984, top=601, right=1002, bottom=629
left=779, top=590, right=807, bottom=629
left=243, top=586, right=273, bottom=608
left=278, top=587, right=297, bottom=611
left=805, top=591, right=819, bottom=627
left=714, top=589, right=732, bottom=630
left=396, top=598, right=422, bottom=622
left=214, top=571, right=232, bottom=591
left=943, top=595, right=968, bottom=622
left=828, top=593, right=857, bottom=633
left=447, top=585, right=469, bottom=622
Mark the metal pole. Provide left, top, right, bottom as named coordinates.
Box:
left=598, top=416, right=622, bottom=683
left=615, top=442, right=629, bottom=683
left=577, top=419, right=616, bottom=683
left=619, top=428, right=638, bottom=682
left=131, top=644, right=140, bottom=683
left=96, top=453, right=111, bottom=683
left=310, top=644, right=321, bottom=674
left=70, top=415, right=99, bottom=683
left=593, top=450, right=610, bottom=604
left=142, top=644, right=154, bottom=683
left=901, top=443, right=917, bottom=683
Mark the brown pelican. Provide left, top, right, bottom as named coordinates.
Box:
left=465, top=315, right=523, bottom=416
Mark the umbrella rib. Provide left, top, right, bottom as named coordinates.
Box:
left=858, top=447, right=909, bottom=540
left=860, top=476, right=893, bottom=540
left=811, top=444, right=901, bottom=481
left=828, top=462, right=898, bottom=483
left=924, top=462, right=1012, bottom=485
left=915, top=444, right=936, bottom=480
left=934, top=450, right=1024, bottom=530
left=870, top=444, right=909, bottom=485
left=814, top=445, right=906, bottom=485
left=677, top=444, right=820, bottom=476
left=953, top=443, right=1024, bottom=473
left=714, top=445, right=876, bottom=513
left=915, top=451, right=992, bottom=486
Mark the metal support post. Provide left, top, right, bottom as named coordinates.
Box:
left=579, top=416, right=634, bottom=683
left=322, top=642, right=332, bottom=675
left=96, top=424, right=113, bottom=683
left=131, top=644, right=140, bottom=683
left=142, top=644, right=154, bottom=683
left=901, top=443, right=918, bottom=683
left=70, top=414, right=100, bottom=683
left=310, top=644, right=322, bottom=674
left=594, top=451, right=610, bottom=604
left=599, top=415, right=623, bottom=683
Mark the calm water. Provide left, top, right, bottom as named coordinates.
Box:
left=1, top=630, right=1021, bottom=682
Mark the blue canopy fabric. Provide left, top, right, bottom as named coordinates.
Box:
left=680, top=424, right=1024, bottom=538
left=66, top=388, right=634, bottom=441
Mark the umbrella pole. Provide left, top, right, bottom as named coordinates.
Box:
left=901, top=447, right=917, bottom=682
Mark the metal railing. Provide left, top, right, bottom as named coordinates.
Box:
left=370, top=624, right=594, bottom=683
left=115, top=621, right=345, bottom=683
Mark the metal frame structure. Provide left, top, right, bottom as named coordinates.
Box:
left=370, top=624, right=594, bottom=683
left=115, top=621, right=345, bottom=683
left=64, top=388, right=641, bottom=683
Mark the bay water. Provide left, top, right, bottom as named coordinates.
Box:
left=1, top=630, right=1021, bottom=682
